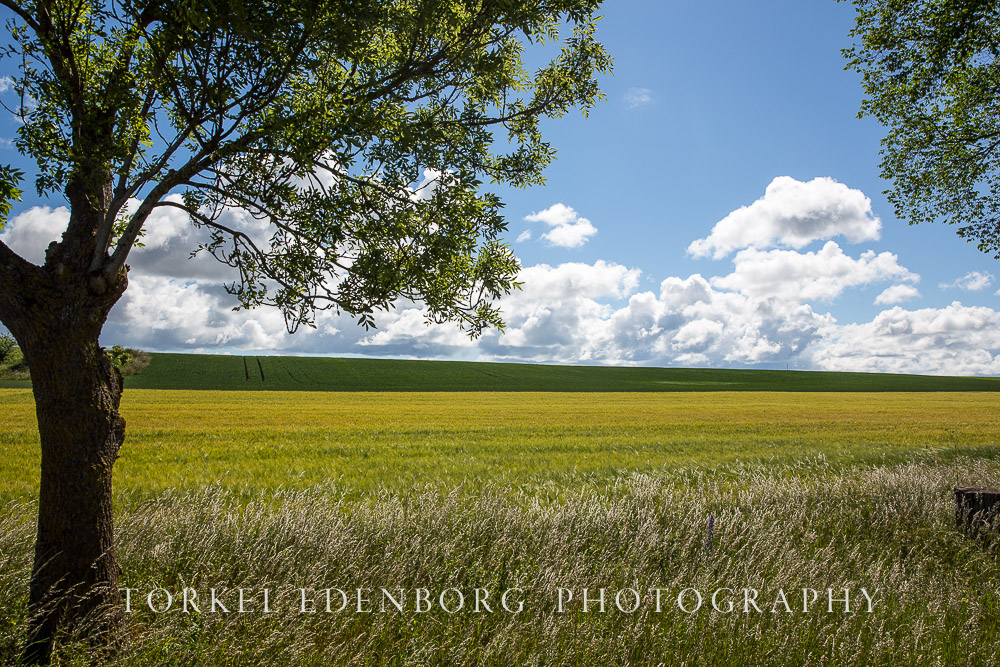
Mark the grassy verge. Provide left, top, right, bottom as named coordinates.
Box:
left=1, top=459, right=999, bottom=665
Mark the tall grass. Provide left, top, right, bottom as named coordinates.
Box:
left=2, top=457, right=999, bottom=665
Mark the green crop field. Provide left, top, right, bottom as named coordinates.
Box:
left=0, top=389, right=998, bottom=499
left=4, top=351, right=998, bottom=392
left=122, top=353, right=1000, bottom=391
left=2, top=384, right=1000, bottom=665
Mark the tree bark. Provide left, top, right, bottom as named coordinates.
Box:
left=0, top=224, right=128, bottom=664
left=17, top=319, right=126, bottom=665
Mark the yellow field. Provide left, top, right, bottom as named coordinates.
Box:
left=1, top=389, right=998, bottom=498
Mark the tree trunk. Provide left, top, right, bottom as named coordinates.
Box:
left=0, top=165, right=130, bottom=664
left=15, top=307, right=126, bottom=665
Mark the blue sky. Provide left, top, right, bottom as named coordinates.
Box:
left=504, top=0, right=999, bottom=316
left=2, top=1, right=1000, bottom=375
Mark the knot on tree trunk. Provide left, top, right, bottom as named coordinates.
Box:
left=88, top=272, right=108, bottom=295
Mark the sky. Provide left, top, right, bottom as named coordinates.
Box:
left=2, top=0, right=1000, bottom=375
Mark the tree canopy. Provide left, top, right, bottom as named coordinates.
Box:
left=1, top=0, right=611, bottom=333
left=843, top=0, right=1000, bottom=258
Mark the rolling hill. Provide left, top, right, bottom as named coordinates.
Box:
left=86, top=353, right=1000, bottom=391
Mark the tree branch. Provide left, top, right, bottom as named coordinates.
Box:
left=0, top=236, right=42, bottom=326
left=155, top=199, right=343, bottom=310
left=0, top=0, right=40, bottom=31
left=103, top=149, right=213, bottom=279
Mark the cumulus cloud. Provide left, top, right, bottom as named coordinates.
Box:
left=478, top=263, right=998, bottom=375
left=356, top=307, right=478, bottom=355
left=939, top=271, right=994, bottom=292
left=515, top=230, right=531, bottom=243
left=1, top=205, right=70, bottom=264
left=624, top=87, right=653, bottom=108
left=875, top=284, right=921, bottom=305
left=810, top=302, right=1000, bottom=376
left=710, top=242, right=917, bottom=303
left=104, top=276, right=335, bottom=352
left=0, top=76, right=12, bottom=93
left=688, top=176, right=881, bottom=259
left=485, top=261, right=640, bottom=358
left=0, top=196, right=275, bottom=278
left=523, top=203, right=597, bottom=248
left=475, top=267, right=832, bottom=367
left=5, top=169, right=998, bottom=375
left=671, top=318, right=725, bottom=353
left=90, top=243, right=1000, bottom=376
left=125, top=200, right=276, bottom=281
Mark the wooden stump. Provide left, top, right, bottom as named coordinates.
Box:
left=954, top=487, right=1000, bottom=532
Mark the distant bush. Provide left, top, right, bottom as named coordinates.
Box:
left=106, top=345, right=132, bottom=370
left=120, top=348, right=151, bottom=376
left=0, top=333, right=15, bottom=363
left=106, top=345, right=151, bottom=377
left=0, top=335, right=28, bottom=380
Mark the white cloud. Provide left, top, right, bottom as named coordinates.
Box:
left=0, top=196, right=227, bottom=271
left=477, top=266, right=832, bottom=367
left=875, top=284, right=921, bottom=305
left=0, top=195, right=282, bottom=327
left=106, top=276, right=308, bottom=351
left=481, top=261, right=644, bottom=362
left=672, top=318, right=724, bottom=352
left=1, top=205, right=69, bottom=265
left=710, top=242, right=917, bottom=303
left=624, top=87, right=653, bottom=108
left=688, top=176, right=881, bottom=259
left=0, top=76, right=12, bottom=93
left=810, top=302, right=1000, bottom=375
left=133, top=195, right=193, bottom=249
left=523, top=203, right=597, bottom=249
left=93, top=244, right=1000, bottom=376
left=939, top=271, right=994, bottom=292
left=515, top=230, right=531, bottom=243
left=357, top=306, right=475, bottom=352
left=6, top=170, right=997, bottom=375
left=516, top=260, right=641, bottom=301
left=409, top=168, right=446, bottom=202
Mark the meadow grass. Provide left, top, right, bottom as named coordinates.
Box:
left=1, top=389, right=999, bottom=664
left=1, top=460, right=1000, bottom=665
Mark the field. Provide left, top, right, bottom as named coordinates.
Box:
left=2, top=385, right=1000, bottom=665
left=4, top=352, right=999, bottom=392
left=1, top=390, right=999, bottom=500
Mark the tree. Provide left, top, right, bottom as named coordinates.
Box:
left=0, top=1, right=610, bottom=662
left=843, top=0, right=1000, bottom=257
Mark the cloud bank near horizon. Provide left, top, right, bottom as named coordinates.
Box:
left=2, top=176, right=998, bottom=375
